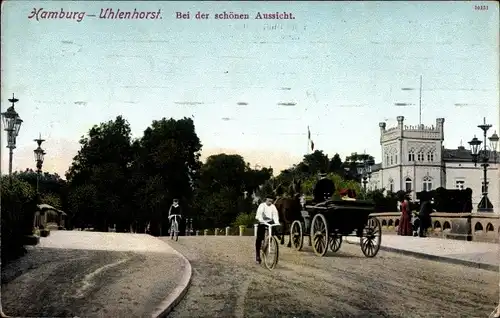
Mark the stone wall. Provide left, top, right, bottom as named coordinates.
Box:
left=371, top=212, right=499, bottom=243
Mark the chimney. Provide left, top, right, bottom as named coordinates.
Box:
left=379, top=122, right=386, bottom=144
left=396, top=116, right=404, bottom=137
left=436, top=118, right=445, bottom=140
left=396, top=116, right=404, bottom=127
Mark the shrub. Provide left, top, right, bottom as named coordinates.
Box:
left=40, top=229, right=50, bottom=237
left=23, top=235, right=40, bottom=245
left=1, top=176, right=36, bottom=263
left=232, top=212, right=256, bottom=228
left=367, top=189, right=399, bottom=212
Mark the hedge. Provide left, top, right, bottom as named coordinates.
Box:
left=1, top=176, right=37, bottom=263
left=417, top=187, right=473, bottom=212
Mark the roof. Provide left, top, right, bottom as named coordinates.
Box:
left=371, top=163, right=382, bottom=172
left=442, top=147, right=472, bottom=162
left=442, top=146, right=498, bottom=163
left=37, top=204, right=67, bottom=216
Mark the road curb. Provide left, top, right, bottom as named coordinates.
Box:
left=150, top=240, right=193, bottom=318
left=379, top=245, right=498, bottom=272
left=345, top=238, right=498, bottom=273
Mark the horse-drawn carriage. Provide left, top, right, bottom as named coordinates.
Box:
left=288, top=199, right=382, bottom=257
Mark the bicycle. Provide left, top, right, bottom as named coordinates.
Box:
left=168, top=214, right=181, bottom=241
left=260, top=222, right=280, bottom=270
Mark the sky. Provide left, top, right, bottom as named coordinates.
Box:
left=1, top=1, right=499, bottom=178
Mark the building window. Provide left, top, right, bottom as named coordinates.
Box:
left=386, top=155, right=389, bottom=166
left=395, top=154, right=398, bottom=164
left=455, top=180, right=465, bottom=190
left=417, top=151, right=424, bottom=161
left=422, top=176, right=432, bottom=191
left=405, top=177, right=412, bottom=192
left=427, top=151, right=434, bottom=161
left=408, top=150, right=415, bottom=162
left=390, top=156, right=393, bottom=165
left=388, top=179, right=394, bottom=193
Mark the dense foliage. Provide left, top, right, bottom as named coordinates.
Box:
left=417, top=188, right=473, bottom=212
left=1, top=176, right=37, bottom=263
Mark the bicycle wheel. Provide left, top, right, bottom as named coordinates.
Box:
left=170, top=223, right=175, bottom=239
left=174, top=222, right=179, bottom=241
left=262, top=236, right=279, bottom=270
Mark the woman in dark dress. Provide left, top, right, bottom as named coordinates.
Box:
left=397, top=193, right=413, bottom=236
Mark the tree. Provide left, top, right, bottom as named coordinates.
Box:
left=67, top=184, right=99, bottom=229
left=66, top=116, right=134, bottom=231
left=328, top=153, right=343, bottom=174
left=16, top=169, right=66, bottom=195
left=243, top=164, right=273, bottom=195
left=200, top=154, right=248, bottom=193
left=193, top=154, right=272, bottom=228
left=195, top=154, right=246, bottom=228
left=15, top=169, right=67, bottom=210
left=302, top=150, right=330, bottom=175
left=343, top=152, right=375, bottom=181
left=131, top=117, right=202, bottom=235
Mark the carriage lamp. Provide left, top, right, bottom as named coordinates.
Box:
left=1, top=93, right=23, bottom=183
left=33, top=134, right=46, bottom=194
left=469, top=117, right=496, bottom=212
left=300, top=194, right=306, bottom=208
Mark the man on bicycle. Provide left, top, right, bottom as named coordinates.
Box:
left=254, top=195, right=280, bottom=264
left=168, top=199, right=182, bottom=234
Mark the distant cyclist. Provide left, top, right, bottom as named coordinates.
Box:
left=168, top=199, right=182, bottom=233
left=254, top=195, right=280, bottom=264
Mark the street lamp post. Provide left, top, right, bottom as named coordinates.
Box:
left=33, top=134, right=46, bottom=195
left=468, top=117, right=499, bottom=213
left=1, top=94, right=23, bottom=184
left=0, top=93, right=23, bottom=318
left=361, top=157, right=375, bottom=194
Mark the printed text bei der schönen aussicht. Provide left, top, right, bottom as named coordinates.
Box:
left=176, top=11, right=296, bottom=20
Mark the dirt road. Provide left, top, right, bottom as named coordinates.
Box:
left=1, top=232, right=187, bottom=318
left=164, top=236, right=497, bottom=318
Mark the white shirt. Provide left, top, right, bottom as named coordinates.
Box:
left=255, top=202, right=280, bottom=224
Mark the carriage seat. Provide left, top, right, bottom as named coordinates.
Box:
left=305, top=198, right=334, bottom=207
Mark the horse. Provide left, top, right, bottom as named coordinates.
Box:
left=274, top=180, right=311, bottom=248
left=275, top=194, right=303, bottom=247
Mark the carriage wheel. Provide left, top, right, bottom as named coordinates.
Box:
left=329, top=232, right=342, bottom=252
left=360, top=217, right=382, bottom=258
left=290, top=220, right=304, bottom=251
left=311, top=214, right=329, bottom=257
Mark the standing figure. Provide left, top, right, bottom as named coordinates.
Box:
left=418, top=194, right=433, bottom=237
left=397, top=192, right=413, bottom=236
left=254, top=195, right=280, bottom=264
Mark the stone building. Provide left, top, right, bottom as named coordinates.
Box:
left=368, top=116, right=499, bottom=212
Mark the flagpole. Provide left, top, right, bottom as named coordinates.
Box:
left=419, top=75, right=422, bottom=127
left=307, top=126, right=310, bottom=155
